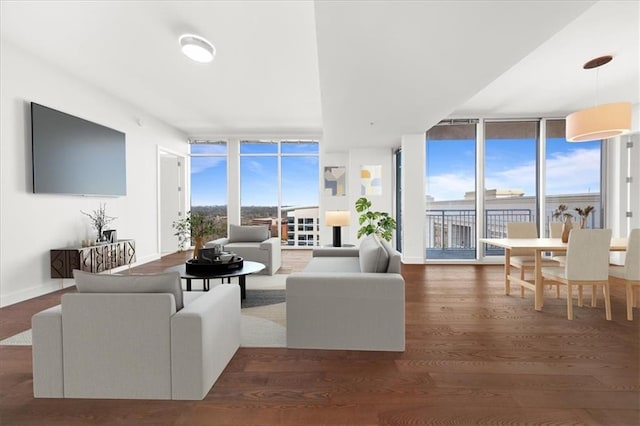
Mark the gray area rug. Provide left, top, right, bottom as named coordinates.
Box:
left=241, top=289, right=285, bottom=309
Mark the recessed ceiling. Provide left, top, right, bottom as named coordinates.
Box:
left=1, top=1, right=638, bottom=151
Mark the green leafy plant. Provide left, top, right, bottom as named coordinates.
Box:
left=172, top=211, right=215, bottom=249
left=355, top=196, right=396, bottom=241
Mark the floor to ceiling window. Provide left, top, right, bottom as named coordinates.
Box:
left=425, top=122, right=477, bottom=259
left=280, top=141, right=319, bottom=246
left=484, top=121, right=538, bottom=256
left=544, top=119, right=602, bottom=235
left=240, top=140, right=320, bottom=247
left=423, top=118, right=604, bottom=261
left=240, top=141, right=279, bottom=232
left=189, top=141, right=228, bottom=241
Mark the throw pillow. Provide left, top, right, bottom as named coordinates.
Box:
left=228, top=224, right=269, bottom=243
left=359, top=234, right=389, bottom=273
left=379, top=238, right=401, bottom=273
left=73, top=270, right=184, bottom=311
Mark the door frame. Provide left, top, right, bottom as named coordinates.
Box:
left=156, top=146, right=188, bottom=255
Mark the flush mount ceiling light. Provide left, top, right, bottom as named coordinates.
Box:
left=179, top=34, right=215, bottom=63
left=566, top=55, right=632, bottom=142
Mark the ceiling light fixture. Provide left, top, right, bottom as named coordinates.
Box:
left=179, top=34, right=215, bottom=63
left=566, top=55, right=631, bottom=142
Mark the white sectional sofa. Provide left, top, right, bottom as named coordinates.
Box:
left=206, top=224, right=282, bottom=275
left=286, top=234, right=405, bottom=352
left=32, top=271, right=240, bottom=400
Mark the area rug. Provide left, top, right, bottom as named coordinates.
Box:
left=0, top=274, right=288, bottom=348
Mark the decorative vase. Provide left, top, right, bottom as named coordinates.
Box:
left=561, top=217, right=572, bottom=243
left=193, top=236, right=205, bottom=259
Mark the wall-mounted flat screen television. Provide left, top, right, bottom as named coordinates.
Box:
left=31, top=102, right=127, bottom=196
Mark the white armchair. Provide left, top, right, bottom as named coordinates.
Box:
left=32, top=271, right=240, bottom=400
left=206, top=224, right=282, bottom=275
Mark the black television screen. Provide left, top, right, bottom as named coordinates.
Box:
left=31, top=103, right=127, bottom=196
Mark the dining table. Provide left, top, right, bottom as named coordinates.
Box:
left=479, top=237, right=628, bottom=311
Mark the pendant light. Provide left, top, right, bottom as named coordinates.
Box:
left=566, top=55, right=631, bottom=142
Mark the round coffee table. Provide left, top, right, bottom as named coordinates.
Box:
left=164, top=261, right=265, bottom=299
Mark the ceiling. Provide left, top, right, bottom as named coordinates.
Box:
left=1, top=1, right=638, bottom=151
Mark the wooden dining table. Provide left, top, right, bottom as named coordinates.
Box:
left=479, top=237, right=628, bottom=311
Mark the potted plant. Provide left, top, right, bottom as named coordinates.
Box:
left=575, top=205, right=594, bottom=229
left=81, top=203, right=117, bottom=243
left=552, top=204, right=575, bottom=243
left=355, top=196, right=397, bottom=242
left=172, top=211, right=215, bottom=258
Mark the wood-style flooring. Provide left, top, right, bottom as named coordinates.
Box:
left=1, top=250, right=638, bottom=425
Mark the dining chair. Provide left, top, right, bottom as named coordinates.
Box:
left=549, top=221, right=580, bottom=266
left=506, top=222, right=558, bottom=297
left=607, top=228, right=640, bottom=320
left=548, top=221, right=582, bottom=299
left=541, top=229, right=612, bottom=320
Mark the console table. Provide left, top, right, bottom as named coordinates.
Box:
left=50, top=240, right=136, bottom=279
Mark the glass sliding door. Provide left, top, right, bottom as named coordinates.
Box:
left=483, top=121, right=538, bottom=256
left=189, top=141, right=228, bottom=241
left=544, top=119, right=602, bottom=235
left=425, top=123, right=476, bottom=259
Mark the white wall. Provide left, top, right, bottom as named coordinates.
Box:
left=318, top=147, right=395, bottom=247
left=400, top=134, right=426, bottom=263
left=319, top=151, right=350, bottom=245
left=347, top=148, right=395, bottom=244
left=0, top=41, right=188, bottom=306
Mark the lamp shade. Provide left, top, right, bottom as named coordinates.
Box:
left=325, top=210, right=351, bottom=227
left=566, top=102, right=632, bottom=142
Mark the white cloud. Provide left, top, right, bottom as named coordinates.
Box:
left=190, top=156, right=225, bottom=174
left=427, top=147, right=600, bottom=201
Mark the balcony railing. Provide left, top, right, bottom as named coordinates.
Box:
left=426, top=209, right=534, bottom=259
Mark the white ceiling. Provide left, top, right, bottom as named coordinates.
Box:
left=1, top=1, right=638, bottom=151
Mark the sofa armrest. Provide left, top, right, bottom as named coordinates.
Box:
left=32, top=305, right=64, bottom=397
left=205, top=237, right=229, bottom=247
left=171, top=284, right=240, bottom=400
left=286, top=272, right=405, bottom=351
left=312, top=247, right=359, bottom=257
left=259, top=237, right=280, bottom=251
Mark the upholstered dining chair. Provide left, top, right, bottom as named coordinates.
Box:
left=541, top=229, right=612, bottom=320
left=548, top=221, right=581, bottom=299
left=607, top=228, right=640, bottom=320
left=549, top=221, right=580, bottom=266
left=506, top=222, right=558, bottom=297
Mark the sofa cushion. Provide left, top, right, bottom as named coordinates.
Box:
left=359, top=234, right=389, bottom=273
left=228, top=225, right=269, bottom=243
left=73, top=270, right=184, bottom=311
left=304, top=257, right=362, bottom=273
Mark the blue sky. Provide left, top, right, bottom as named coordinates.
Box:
left=190, top=138, right=601, bottom=206
left=426, top=138, right=601, bottom=201
left=190, top=143, right=319, bottom=207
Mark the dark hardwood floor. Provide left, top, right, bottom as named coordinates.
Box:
left=1, top=250, right=638, bottom=425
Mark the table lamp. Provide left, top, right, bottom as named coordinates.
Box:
left=325, top=210, right=351, bottom=247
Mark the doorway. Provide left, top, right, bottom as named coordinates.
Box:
left=158, top=148, right=186, bottom=254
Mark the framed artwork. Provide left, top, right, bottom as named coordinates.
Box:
left=324, top=166, right=346, bottom=196
left=360, top=165, right=382, bottom=195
